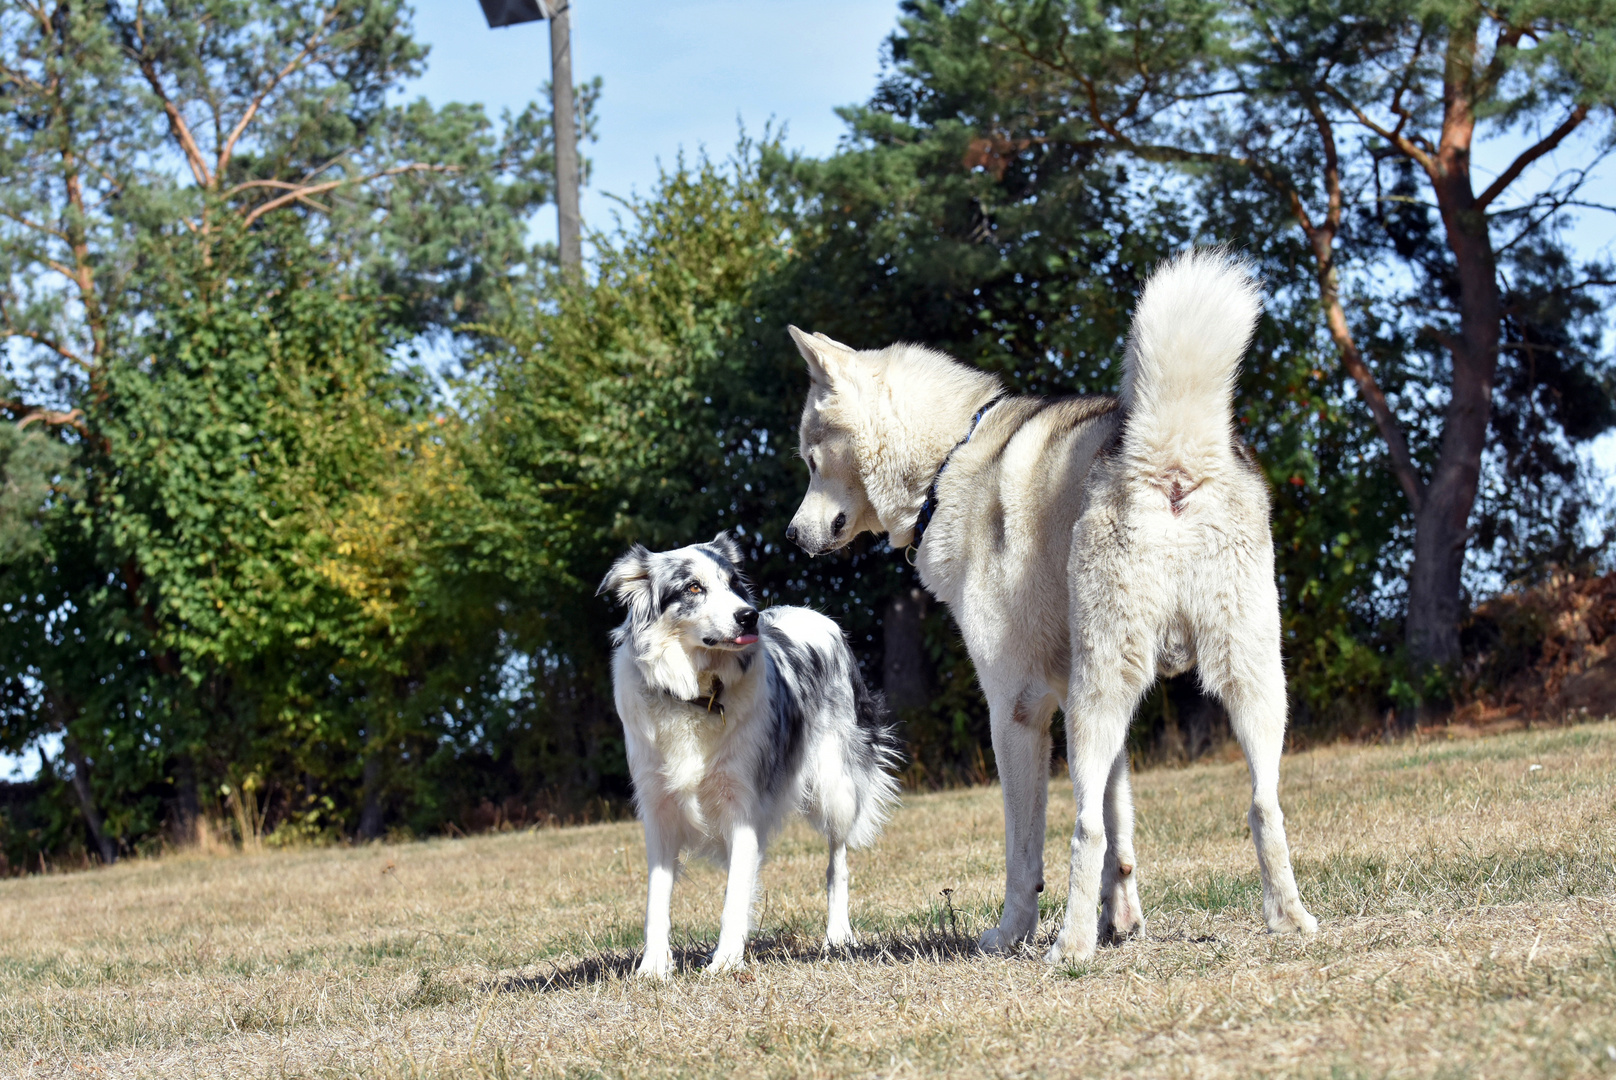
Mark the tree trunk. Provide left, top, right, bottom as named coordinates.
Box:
left=358, top=752, right=385, bottom=841
left=882, top=586, right=933, bottom=714
left=1403, top=28, right=1501, bottom=684
left=168, top=752, right=202, bottom=847
left=63, top=735, right=116, bottom=865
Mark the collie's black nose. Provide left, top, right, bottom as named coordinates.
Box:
left=784, top=524, right=798, bottom=543
left=736, top=607, right=759, bottom=632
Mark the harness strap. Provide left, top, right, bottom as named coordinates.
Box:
left=910, top=395, right=1005, bottom=551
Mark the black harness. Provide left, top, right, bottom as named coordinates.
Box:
left=910, top=395, right=1005, bottom=551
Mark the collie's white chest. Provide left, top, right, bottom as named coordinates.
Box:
left=638, top=698, right=754, bottom=836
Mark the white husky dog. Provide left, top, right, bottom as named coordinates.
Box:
left=599, top=533, right=901, bottom=978
left=785, top=250, right=1317, bottom=964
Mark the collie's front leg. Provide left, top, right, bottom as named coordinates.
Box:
left=825, top=840, right=854, bottom=947
left=707, top=822, right=761, bottom=973
left=637, top=816, right=679, bottom=979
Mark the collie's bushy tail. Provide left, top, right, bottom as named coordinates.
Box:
left=847, top=665, right=903, bottom=850
left=1118, top=248, right=1262, bottom=478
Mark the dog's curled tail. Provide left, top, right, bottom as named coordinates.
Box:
left=848, top=667, right=904, bottom=850
left=1118, top=248, right=1261, bottom=484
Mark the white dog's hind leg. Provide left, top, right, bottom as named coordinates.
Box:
left=637, top=817, right=679, bottom=979
left=825, top=840, right=854, bottom=947
left=978, top=688, right=1055, bottom=954
left=1046, top=691, right=1132, bottom=966
left=707, top=823, right=761, bottom=973
left=1201, top=620, right=1317, bottom=937
left=1099, top=748, right=1145, bottom=942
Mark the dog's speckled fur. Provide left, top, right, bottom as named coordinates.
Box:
left=599, top=535, right=900, bottom=977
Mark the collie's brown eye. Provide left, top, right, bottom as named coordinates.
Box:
left=688, top=582, right=704, bottom=595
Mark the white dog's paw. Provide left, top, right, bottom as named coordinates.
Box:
left=977, top=923, right=1032, bottom=955
left=704, top=946, right=746, bottom=974
left=825, top=922, right=856, bottom=950
left=636, top=950, right=674, bottom=980
left=1099, top=896, right=1145, bottom=944
left=1266, top=900, right=1319, bottom=937
left=1043, top=927, right=1096, bottom=967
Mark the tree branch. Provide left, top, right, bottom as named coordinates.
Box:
left=9, top=404, right=87, bottom=435
left=1475, top=104, right=1589, bottom=210
left=117, top=17, right=214, bottom=188
left=1, top=325, right=92, bottom=371
left=216, top=5, right=342, bottom=178
left=237, top=163, right=454, bottom=226
left=1325, top=84, right=1436, bottom=173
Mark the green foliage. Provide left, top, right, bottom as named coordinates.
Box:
left=3, top=0, right=1612, bottom=864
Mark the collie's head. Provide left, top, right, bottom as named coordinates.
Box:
left=597, top=533, right=760, bottom=699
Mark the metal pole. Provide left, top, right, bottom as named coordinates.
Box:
left=549, top=1, right=581, bottom=274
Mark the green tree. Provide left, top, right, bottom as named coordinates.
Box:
left=0, top=0, right=582, bottom=858
left=875, top=0, right=1616, bottom=715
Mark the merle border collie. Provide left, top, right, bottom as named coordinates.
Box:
left=598, top=532, right=900, bottom=977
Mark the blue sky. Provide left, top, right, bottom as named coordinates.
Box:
left=408, top=1, right=903, bottom=247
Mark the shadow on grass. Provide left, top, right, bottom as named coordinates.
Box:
left=487, top=927, right=986, bottom=994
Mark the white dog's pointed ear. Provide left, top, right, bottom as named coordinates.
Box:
left=598, top=544, right=652, bottom=605
left=788, top=325, right=851, bottom=387
left=709, top=530, right=744, bottom=566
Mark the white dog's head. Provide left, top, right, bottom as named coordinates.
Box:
left=597, top=533, right=759, bottom=699
left=785, top=328, right=882, bottom=555
left=785, top=325, right=1001, bottom=554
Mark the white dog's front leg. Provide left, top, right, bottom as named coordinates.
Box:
left=637, top=816, right=679, bottom=979
left=979, top=689, right=1054, bottom=954
left=707, top=822, right=760, bottom=972
left=825, top=841, right=853, bottom=947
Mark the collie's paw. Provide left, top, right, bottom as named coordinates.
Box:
left=636, top=951, right=673, bottom=980
left=825, top=923, right=856, bottom=950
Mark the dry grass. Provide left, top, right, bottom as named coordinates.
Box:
left=4, top=723, right=1616, bottom=1079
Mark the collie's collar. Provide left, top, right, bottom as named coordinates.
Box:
left=677, top=676, right=726, bottom=721
left=910, top=395, right=1005, bottom=553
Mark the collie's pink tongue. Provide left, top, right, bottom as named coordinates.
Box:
left=734, top=634, right=759, bottom=645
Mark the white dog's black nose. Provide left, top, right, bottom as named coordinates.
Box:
left=736, top=607, right=759, bottom=633
left=784, top=524, right=798, bottom=544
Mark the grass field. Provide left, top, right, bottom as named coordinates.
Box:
left=3, top=723, right=1616, bottom=1079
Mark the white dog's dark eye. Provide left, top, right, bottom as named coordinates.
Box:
left=808, top=453, right=818, bottom=474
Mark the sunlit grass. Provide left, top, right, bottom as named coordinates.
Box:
left=2, top=723, right=1615, bottom=1078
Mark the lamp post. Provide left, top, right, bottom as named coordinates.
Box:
left=478, top=0, right=581, bottom=275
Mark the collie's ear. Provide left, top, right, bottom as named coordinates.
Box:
left=708, top=530, right=744, bottom=566
left=788, top=325, right=852, bottom=387
left=598, top=544, right=652, bottom=606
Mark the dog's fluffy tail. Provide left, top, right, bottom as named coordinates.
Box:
left=847, top=665, right=903, bottom=850
left=1118, top=249, right=1261, bottom=482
